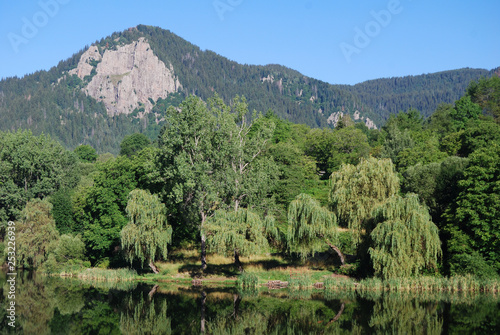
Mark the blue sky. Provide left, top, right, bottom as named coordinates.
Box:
left=1, top=0, right=499, bottom=85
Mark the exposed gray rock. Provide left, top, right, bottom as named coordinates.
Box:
left=70, top=38, right=181, bottom=116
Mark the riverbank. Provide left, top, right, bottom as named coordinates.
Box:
left=43, top=251, right=500, bottom=294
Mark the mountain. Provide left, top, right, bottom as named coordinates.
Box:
left=0, top=25, right=496, bottom=153
left=344, top=68, right=495, bottom=119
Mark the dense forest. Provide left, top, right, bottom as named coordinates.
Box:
left=1, top=74, right=499, bottom=281
left=0, top=25, right=496, bottom=154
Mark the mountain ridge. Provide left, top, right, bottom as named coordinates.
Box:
left=0, top=24, right=496, bottom=153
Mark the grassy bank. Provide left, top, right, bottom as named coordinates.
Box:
left=44, top=251, right=500, bottom=294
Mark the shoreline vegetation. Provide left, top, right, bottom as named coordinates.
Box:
left=40, top=252, right=500, bottom=294
left=2, top=77, right=500, bottom=293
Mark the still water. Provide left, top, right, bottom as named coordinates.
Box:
left=1, top=272, right=499, bottom=334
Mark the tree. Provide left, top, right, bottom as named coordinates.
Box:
left=329, top=157, right=399, bottom=247
left=53, top=234, right=86, bottom=263
left=156, top=94, right=276, bottom=270
left=450, top=95, right=482, bottom=129
left=444, top=144, right=500, bottom=274
left=49, top=188, right=75, bottom=234
left=369, top=193, right=442, bottom=279
left=468, top=75, right=500, bottom=121
left=16, top=198, right=60, bottom=268
left=0, top=130, right=79, bottom=223
left=157, top=95, right=221, bottom=270
left=203, top=208, right=276, bottom=272
left=80, top=156, right=138, bottom=263
left=121, top=189, right=172, bottom=274
left=74, top=144, right=98, bottom=163
left=286, top=193, right=344, bottom=264
left=119, top=133, right=151, bottom=157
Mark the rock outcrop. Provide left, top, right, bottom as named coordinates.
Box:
left=70, top=38, right=181, bottom=116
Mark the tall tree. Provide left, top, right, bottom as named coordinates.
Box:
left=121, top=189, right=172, bottom=274
left=119, top=133, right=151, bottom=157
left=16, top=198, right=60, bottom=268
left=369, top=193, right=442, bottom=279
left=329, top=157, right=399, bottom=247
left=203, top=208, right=276, bottom=272
left=156, top=95, right=221, bottom=270
left=286, top=193, right=344, bottom=264
left=0, top=130, right=79, bottom=223
left=444, top=144, right=500, bottom=274
left=156, top=94, right=276, bottom=270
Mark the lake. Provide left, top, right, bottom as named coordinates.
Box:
left=1, top=272, right=499, bottom=334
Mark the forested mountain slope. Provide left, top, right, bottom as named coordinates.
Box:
left=0, top=25, right=496, bottom=153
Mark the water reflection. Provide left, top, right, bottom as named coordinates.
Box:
left=0, top=272, right=499, bottom=334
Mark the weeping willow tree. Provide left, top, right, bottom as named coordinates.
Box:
left=121, top=189, right=172, bottom=274
left=286, top=193, right=344, bottom=264
left=369, top=294, right=443, bottom=334
left=329, top=157, right=400, bottom=247
left=203, top=208, right=277, bottom=272
left=120, top=295, right=171, bottom=335
left=369, top=194, right=442, bottom=279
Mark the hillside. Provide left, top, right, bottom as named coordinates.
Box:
left=345, top=68, right=495, bottom=120
left=0, top=25, right=496, bottom=153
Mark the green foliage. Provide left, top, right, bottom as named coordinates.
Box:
left=204, top=208, right=276, bottom=270
left=306, top=126, right=370, bottom=176
left=395, top=134, right=448, bottom=172
left=445, top=226, right=498, bottom=279
left=267, top=141, right=318, bottom=207
left=156, top=94, right=278, bottom=268
left=120, top=295, right=171, bottom=335
left=49, top=188, right=76, bottom=234
left=237, top=272, right=259, bottom=288
left=450, top=95, right=483, bottom=129
left=444, top=144, right=500, bottom=274
left=425, top=103, right=457, bottom=138
left=468, top=75, right=500, bottom=121
left=402, top=156, right=469, bottom=222
left=0, top=129, right=79, bottom=223
left=119, top=133, right=151, bottom=157
left=369, top=194, right=442, bottom=279
left=380, top=123, right=415, bottom=167
left=54, top=234, right=86, bottom=263
left=74, top=145, right=98, bottom=163
left=80, top=156, right=138, bottom=263
left=329, top=157, right=399, bottom=246
left=16, top=198, right=60, bottom=268
left=286, top=193, right=338, bottom=259
left=121, top=189, right=172, bottom=270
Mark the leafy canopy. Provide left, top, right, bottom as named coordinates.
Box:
left=369, top=194, right=442, bottom=279
left=121, top=189, right=172, bottom=270
left=329, top=157, right=399, bottom=246
left=286, top=193, right=338, bottom=259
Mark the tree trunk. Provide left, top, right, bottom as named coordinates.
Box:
left=148, top=284, right=159, bottom=300
left=233, top=294, right=241, bottom=318
left=149, top=260, right=159, bottom=274
left=200, top=291, right=207, bottom=334
left=201, top=233, right=207, bottom=271
left=325, top=240, right=345, bottom=265
left=234, top=250, right=243, bottom=273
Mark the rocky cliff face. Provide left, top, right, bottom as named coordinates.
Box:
left=70, top=37, right=181, bottom=116
left=327, top=111, right=377, bottom=129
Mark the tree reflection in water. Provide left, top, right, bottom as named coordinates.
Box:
left=1, top=274, right=499, bottom=334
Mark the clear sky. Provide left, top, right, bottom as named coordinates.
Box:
left=1, top=0, right=499, bottom=85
